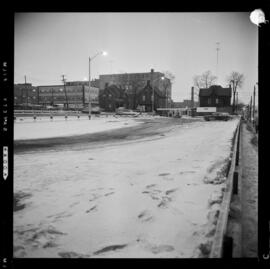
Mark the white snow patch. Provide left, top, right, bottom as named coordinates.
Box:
left=14, top=118, right=239, bottom=258
left=14, top=116, right=142, bottom=140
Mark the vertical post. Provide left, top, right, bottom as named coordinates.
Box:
left=253, top=85, right=256, bottom=126
left=88, top=57, right=92, bottom=119
left=236, top=92, right=238, bottom=114
left=191, top=86, right=194, bottom=108
left=216, top=42, right=220, bottom=84
left=62, top=75, right=68, bottom=109
left=249, top=96, right=253, bottom=122
left=151, top=69, right=154, bottom=113
left=51, top=88, right=54, bottom=106
left=231, top=81, right=235, bottom=113
left=25, top=75, right=28, bottom=108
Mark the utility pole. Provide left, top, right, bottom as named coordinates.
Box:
left=61, top=75, right=68, bottom=109
left=216, top=42, right=220, bottom=84
left=191, top=86, right=194, bottom=108
left=151, top=69, right=154, bottom=113
left=236, top=91, right=238, bottom=114
left=88, top=57, right=91, bottom=119
left=249, top=95, right=252, bottom=122
left=25, top=75, right=28, bottom=108
left=51, top=88, right=54, bottom=106
left=253, top=85, right=256, bottom=125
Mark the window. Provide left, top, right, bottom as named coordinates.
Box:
left=216, top=98, right=219, bottom=104
left=142, top=95, right=145, bottom=101
left=208, top=98, right=211, bottom=105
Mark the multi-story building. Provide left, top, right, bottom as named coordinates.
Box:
left=66, top=79, right=100, bottom=88
left=99, top=80, right=167, bottom=112
left=99, top=69, right=172, bottom=109
left=14, top=83, right=38, bottom=106
left=36, top=85, right=99, bottom=109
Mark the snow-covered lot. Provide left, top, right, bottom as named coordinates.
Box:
left=14, top=118, right=239, bottom=258
left=14, top=116, right=143, bottom=140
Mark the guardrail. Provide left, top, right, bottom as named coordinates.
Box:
left=14, top=110, right=82, bottom=114
left=210, top=118, right=242, bottom=258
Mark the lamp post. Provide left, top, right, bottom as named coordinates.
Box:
left=88, top=51, right=107, bottom=119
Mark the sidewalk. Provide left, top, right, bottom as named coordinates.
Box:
left=240, top=122, right=258, bottom=257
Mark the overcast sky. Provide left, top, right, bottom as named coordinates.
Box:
left=14, top=12, right=258, bottom=103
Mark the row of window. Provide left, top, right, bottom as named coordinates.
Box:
left=38, top=88, right=84, bottom=93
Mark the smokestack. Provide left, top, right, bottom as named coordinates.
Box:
left=191, top=86, right=194, bottom=108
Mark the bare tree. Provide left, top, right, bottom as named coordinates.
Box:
left=226, top=71, right=244, bottom=113
left=194, top=70, right=217, bottom=89
left=192, top=71, right=217, bottom=102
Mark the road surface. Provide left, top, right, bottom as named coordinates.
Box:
left=14, top=117, right=239, bottom=258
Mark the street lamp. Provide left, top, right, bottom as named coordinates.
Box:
left=151, top=76, right=165, bottom=113
left=88, top=51, right=107, bottom=119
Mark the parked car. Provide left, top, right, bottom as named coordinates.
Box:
left=204, top=112, right=231, bottom=121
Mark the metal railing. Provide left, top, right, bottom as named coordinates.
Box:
left=210, top=118, right=242, bottom=258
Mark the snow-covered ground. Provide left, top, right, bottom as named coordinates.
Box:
left=14, top=116, right=143, bottom=140
left=14, top=118, right=239, bottom=258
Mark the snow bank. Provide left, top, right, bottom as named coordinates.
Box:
left=14, top=118, right=239, bottom=258
left=14, top=116, right=142, bottom=140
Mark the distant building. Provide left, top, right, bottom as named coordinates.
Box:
left=99, top=69, right=172, bottom=107
left=199, top=85, right=232, bottom=113
left=136, top=80, right=166, bottom=112
left=99, top=84, right=126, bottom=112
left=99, top=80, right=167, bottom=112
left=66, top=79, right=100, bottom=88
left=14, top=83, right=38, bottom=105
left=37, top=85, right=99, bottom=109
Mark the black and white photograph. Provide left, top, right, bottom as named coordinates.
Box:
left=10, top=11, right=263, bottom=259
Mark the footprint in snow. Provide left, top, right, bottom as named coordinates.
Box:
left=93, top=244, right=127, bottom=255
left=137, top=210, right=154, bottom=222
left=146, top=184, right=156, bottom=189
left=165, top=188, right=178, bottom=195
left=86, top=205, right=97, bottom=213
left=158, top=173, right=171, bottom=177
left=104, top=192, right=114, bottom=197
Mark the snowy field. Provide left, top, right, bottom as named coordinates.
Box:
left=14, top=115, right=143, bottom=140
left=14, top=118, right=239, bottom=258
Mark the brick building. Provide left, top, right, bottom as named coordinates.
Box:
left=99, top=80, right=167, bottom=112
left=136, top=80, right=166, bottom=112
left=99, top=84, right=126, bottom=112
left=99, top=69, right=172, bottom=109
